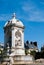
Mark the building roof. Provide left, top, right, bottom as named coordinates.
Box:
left=25, top=42, right=38, bottom=49
left=4, top=13, right=24, bottom=28
left=0, top=43, right=4, bottom=49
left=0, top=43, right=4, bottom=46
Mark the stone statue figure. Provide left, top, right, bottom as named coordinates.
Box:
left=9, top=57, right=14, bottom=65
left=15, top=30, right=21, bottom=46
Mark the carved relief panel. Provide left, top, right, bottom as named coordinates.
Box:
left=15, top=30, right=22, bottom=47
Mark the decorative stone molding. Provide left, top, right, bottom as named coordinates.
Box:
left=11, top=27, right=14, bottom=30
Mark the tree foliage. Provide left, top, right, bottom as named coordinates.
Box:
left=30, top=50, right=36, bottom=58
left=24, top=40, right=29, bottom=49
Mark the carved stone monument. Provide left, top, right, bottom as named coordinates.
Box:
left=4, top=13, right=33, bottom=65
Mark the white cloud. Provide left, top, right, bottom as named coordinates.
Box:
left=0, top=14, right=12, bottom=21
left=0, top=1, right=44, bottom=22
left=21, top=2, right=44, bottom=22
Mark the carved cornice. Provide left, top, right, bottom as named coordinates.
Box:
left=11, top=47, right=25, bottom=50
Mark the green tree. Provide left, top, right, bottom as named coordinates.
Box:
left=0, top=47, right=9, bottom=62
left=30, top=50, right=36, bottom=58
left=0, top=48, right=4, bottom=62
left=25, top=49, right=29, bottom=55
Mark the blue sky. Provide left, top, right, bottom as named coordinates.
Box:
left=0, top=0, right=44, bottom=50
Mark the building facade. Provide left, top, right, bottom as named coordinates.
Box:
left=3, top=13, right=34, bottom=65
left=4, top=13, right=25, bottom=55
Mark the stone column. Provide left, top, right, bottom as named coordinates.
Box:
left=21, top=29, right=24, bottom=48
left=11, top=27, right=15, bottom=51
